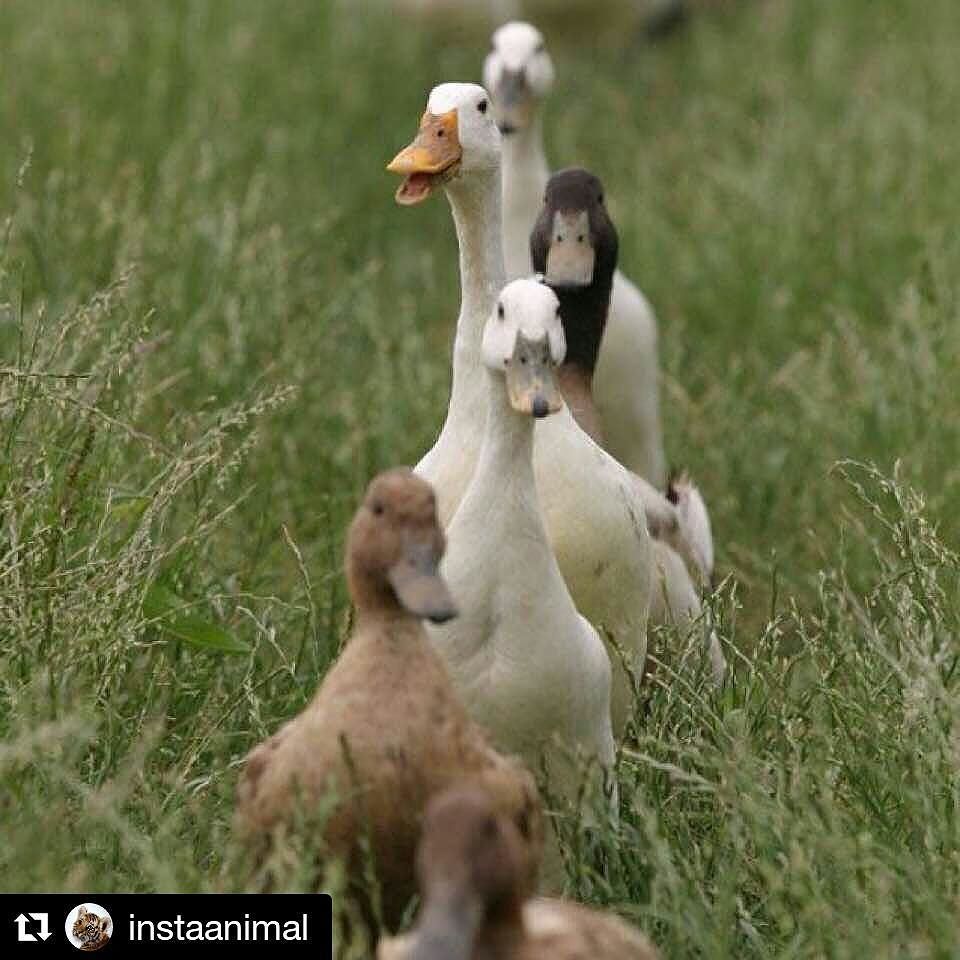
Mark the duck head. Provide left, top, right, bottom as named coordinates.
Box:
left=531, top=168, right=619, bottom=375
left=388, top=83, right=500, bottom=206
left=405, top=786, right=530, bottom=960
left=483, top=21, right=554, bottom=136
left=483, top=278, right=566, bottom=418
left=346, top=468, right=458, bottom=624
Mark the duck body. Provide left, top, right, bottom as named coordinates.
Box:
left=238, top=620, right=535, bottom=922
left=425, top=394, right=651, bottom=731
left=594, top=274, right=665, bottom=486
left=499, top=898, right=661, bottom=960
left=235, top=470, right=541, bottom=930
left=532, top=410, right=652, bottom=724
left=391, top=84, right=653, bottom=735
left=381, top=897, right=661, bottom=960
left=439, top=457, right=615, bottom=775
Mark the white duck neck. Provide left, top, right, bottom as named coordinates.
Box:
left=501, top=118, right=550, bottom=279
left=501, top=117, right=549, bottom=190
left=466, top=368, right=541, bottom=523
left=441, top=169, right=505, bottom=435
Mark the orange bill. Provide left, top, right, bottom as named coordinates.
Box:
left=387, top=109, right=462, bottom=205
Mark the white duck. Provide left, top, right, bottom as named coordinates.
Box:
left=429, top=278, right=616, bottom=881
left=388, top=83, right=652, bottom=733
left=483, top=21, right=667, bottom=488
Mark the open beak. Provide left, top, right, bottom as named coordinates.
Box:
left=544, top=209, right=595, bottom=288
left=387, top=109, right=462, bottom=206
left=406, top=891, right=483, bottom=960
left=494, top=68, right=534, bottom=134
left=505, top=333, right=563, bottom=418
left=387, top=533, right=458, bottom=624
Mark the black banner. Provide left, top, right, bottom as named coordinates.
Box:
left=1, top=895, right=332, bottom=959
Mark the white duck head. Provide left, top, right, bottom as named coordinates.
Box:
left=388, top=82, right=501, bottom=205
left=483, top=278, right=566, bottom=418
left=483, top=21, right=555, bottom=136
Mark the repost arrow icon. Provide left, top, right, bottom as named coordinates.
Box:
left=15, top=914, right=36, bottom=942
left=15, top=913, right=52, bottom=942
left=32, top=913, right=52, bottom=941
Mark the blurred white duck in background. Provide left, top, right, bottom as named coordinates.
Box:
left=484, top=21, right=667, bottom=488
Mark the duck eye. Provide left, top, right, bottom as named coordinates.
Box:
left=497, top=303, right=504, bottom=319
left=598, top=193, right=604, bottom=204
left=556, top=306, right=562, bottom=318
left=437, top=128, right=444, bottom=137
left=535, top=42, right=545, bottom=54
left=478, top=100, right=488, bottom=114
left=371, top=500, right=385, bottom=517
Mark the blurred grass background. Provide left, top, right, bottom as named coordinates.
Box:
left=1, top=0, right=959, bottom=956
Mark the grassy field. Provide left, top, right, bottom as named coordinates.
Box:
left=2, top=0, right=960, bottom=955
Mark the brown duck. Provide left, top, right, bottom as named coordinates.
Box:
left=235, top=468, right=542, bottom=930
left=378, top=785, right=660, bottom=960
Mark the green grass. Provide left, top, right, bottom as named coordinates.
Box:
left=2, top=0, right=959, bottom=955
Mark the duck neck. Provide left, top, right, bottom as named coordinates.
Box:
left=557, top=362, right=602, bottom=445
left=501, top=119, right=549, bottom=278
left=501, top=118, right=549, bottom=194
left=476, top=892, right=526, bottom=955
left=442, top=170, right=505, bottom=436
left=353, top=604, right=417, bottom=638
left=553, top=275, right=613, bottom=443
left=346, top=565, right=414, bottom=635
left=467, top=369, right=538, bottom=514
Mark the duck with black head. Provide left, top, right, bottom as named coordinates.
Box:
left=530, top=167, right=618, bottom=446
left=532, top=168, right=725, bottom=683
left=234, top=468, right=542, bottom=933
left=377, top=785, right=661, bottom=960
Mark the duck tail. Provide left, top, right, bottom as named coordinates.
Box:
left=666, top=470, right=714, bottom=586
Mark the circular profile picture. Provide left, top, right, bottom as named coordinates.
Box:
left=65, top=903, right=113, bottom=952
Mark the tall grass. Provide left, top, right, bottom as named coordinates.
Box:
left=1, top=0, right=959, bottom=955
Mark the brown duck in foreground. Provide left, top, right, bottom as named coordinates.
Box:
left=378, top=785, right=660, bottom=960
left=235, top=468, right=542, bottom=930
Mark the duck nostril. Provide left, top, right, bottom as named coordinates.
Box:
left=437, top=129, right=444, bottom=137
left=556, top=235, right=564, bottom=243
left=577, top=235, right=584, bottom=243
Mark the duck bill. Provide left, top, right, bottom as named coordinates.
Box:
left=406, top=892, right=483, bottom=960
left=494, top=69, right=534, bottom=134
left=506, top=335, right=563, bottom=418
left=544, top=209, right=595, bottom=288
left=387, top=109, right=462, bottom=206
left=387, top=534, right=458, bottom=624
